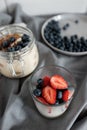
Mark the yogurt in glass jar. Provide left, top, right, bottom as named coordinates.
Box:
left=29, top=65, right=76, bottom=118
left=0, top=25, right=39, bottom=78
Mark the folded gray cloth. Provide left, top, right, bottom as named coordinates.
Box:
left=0, top=4, right=87, bottom=130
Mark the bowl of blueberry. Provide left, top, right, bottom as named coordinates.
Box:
left=41, top=14, right=87, bottom=56
left=0, top=25, right=39, bottom=78
left=29, top=65, right=76, bottom=118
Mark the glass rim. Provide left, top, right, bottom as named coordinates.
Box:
left=29, top=65, right=76, bottom=107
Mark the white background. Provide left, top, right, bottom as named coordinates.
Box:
left=0, top=0, right=87, bottom=15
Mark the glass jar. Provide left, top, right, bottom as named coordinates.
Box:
left=0, top=25, right=39, bottom=78
left=29, top=65, right=76, bottom=118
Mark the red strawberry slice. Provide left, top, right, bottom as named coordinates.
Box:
left=50, top=75, right=68, bottom=89
left=62, top=90, right=72, bottom=102
left=42, top=85, right=56, bottom=104
left=36, top=97, right=48, bottom=105
left=43, top=76, right=50, bottom=87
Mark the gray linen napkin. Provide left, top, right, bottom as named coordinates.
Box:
left=0, top=4, right=87, bottom=130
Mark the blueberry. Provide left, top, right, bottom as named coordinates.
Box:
left=66, top=23, right=70, bottom=27
left=68, top=46, right=73, bottom=52
left=2, top=41, right=9, bottom=48
left=44, top=20, right=61, bottom=45
left=59, top=46, right=65, bottom=51
left=63, top=36, right=69, bottom=42
left=57, top=91, right=62, bottom=99
left=77, top=48, right=81, bottom=52
left=43, top=19, right=87, bottom=53
left=84, top=40, right=87, bottom=47
left=9, top=37, right=16, bottom=43
left=62, top=25, right=67, bottom=30
left=37, top=78, right=43, bottom=86
left=59, top=99, right=64, bottom=104
left=7, top=47, right=15, bottom=52
left=36, top=84, right=43, bottom=89
left=33, top=89, right=42, bottom=97
left=75, top=20, right=79, bottom=24
left=18, top=41, right=23, bottom=46
left=80, top=37, right=85, bottom=43
left=56, top=43, right=62, bottom=48
left=22, top=34, right=30, bottom=42
left=22, top=42, right=29, bottom=47
left=73, top=34, right=78, bottom=39
left=15, top=45, right=22, bottom=51
left=70, top=35, right=77, bottom=43
left=81, top=47, right=85, bottom=52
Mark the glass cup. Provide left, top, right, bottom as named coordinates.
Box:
left=0, top=25, right=39, bottom=78
left=29, top=65, right=76, bottom=118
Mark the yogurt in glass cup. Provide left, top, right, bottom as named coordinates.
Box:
left=29, top=65, right=76, bottom=118
left=0, top=25, right=39, bottom=78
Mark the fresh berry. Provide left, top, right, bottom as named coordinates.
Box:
left=9, top=37, right=16, bottom=43
left=33, top=89, right=42, bottom=97
left=59, top=99, right=64, bottom=104
left=22, top=34, right=30, bottom=42
left=37, top=78, right=43, bottom=86
left=66, top=23, right=70, bottom=27
left=50, top=75, right=68, bottom=89
left=57, top=91, right=62, bottom=99
left=7, top=47, right=15, bottom=52
left=62, top=23, right=70, bottom=31
left=15, top=45, right=22, bottom=51
left=75, top=20, right=79, bottom=24
left=44, top=19, right=87, bottom=53
left=22, top=42, right=29, bottom=47
left=36, top=97, right=48, bottom=104
left=62, top=25, right=67, bottom=30
left=62, top=90, right=72, bottom=102
left=36, top=84, right=42, bottom=89
left=2, top=41, right=9, bottom=48
left=18, top=41, right=23, bottom=46
left=43, top=76, right=50, bottom=87
left=42, top=86, right=56, bottom=104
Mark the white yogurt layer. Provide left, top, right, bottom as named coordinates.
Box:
left=0, top=43, right=39, bottom=78
left=33, top=98, right=71, bottom=118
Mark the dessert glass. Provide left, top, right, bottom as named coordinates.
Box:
left=0, top=25, right=39, bottom=78
left=29, top=65, right=76, bottom=118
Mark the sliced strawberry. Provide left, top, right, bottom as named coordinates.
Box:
left=36, top=97, right=48, bottom=105
left=62, top=90, right=72, bottom=102
left=42, top=85, right=56, bottom=104
left=50, top=75, right=68, bottom=89
left=43, top=76, right=50, bottom=87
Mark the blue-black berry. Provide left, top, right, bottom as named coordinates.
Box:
left=22, top=34, right=30, bottom=42
left=57, top=91, right=62, bottom=99
left=9, top=37, right=16, bottom=43
left=2, top=41, right=9, bottom=48
left=33, top=89, right=42, bottom=97
left=15, top=45, right=22, bottom=51
left=22, top=42, right=29, bottom=47
left=37, top=78, right=43, bottom=86
left=75, top=20, right=79, bottom=24
left=44, top=19, right=87, bottom=53
left=7, top=47, right=15, bottom=52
